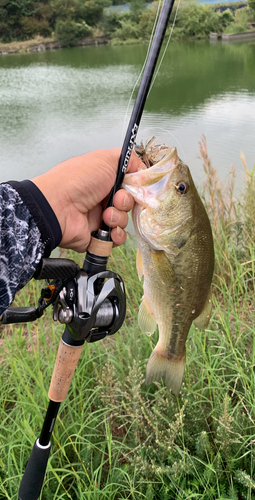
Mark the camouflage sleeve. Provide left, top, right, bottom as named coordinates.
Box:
left=0, top=181, right=62, bottom=315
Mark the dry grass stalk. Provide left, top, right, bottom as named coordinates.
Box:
left=199, top=135, right=237, bottom=237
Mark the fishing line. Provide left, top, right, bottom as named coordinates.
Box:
left=105, top=0, right=164, bottom=219
left=120, top=0, right=162, bottom=145
left=102, top=0, right=177, bottom=231
left=121, top=0, right=181, bottom=158
left=137, top=125, right=187, bottom=163
left=113, top=2, right=162, bottom=213
left=148, top=0, right=181, bottom=96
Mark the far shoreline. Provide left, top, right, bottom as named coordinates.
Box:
left=0, top=35, right=109, bottom=56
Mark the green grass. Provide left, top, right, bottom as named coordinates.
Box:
left=1, top=139, right=255, bottom=499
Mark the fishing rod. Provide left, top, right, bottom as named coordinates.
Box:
left=1, top=0, right=176, bottom=498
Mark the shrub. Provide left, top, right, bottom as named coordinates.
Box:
left=99, top=12, right=122, bottom=37
left=138, top=3, right=162, bottom=40
left=248, top=0, right=255, bottom=11
left=111, top=17, right=141, bottom=41
left=130, top=0, right=147, bottom=20
left=55, top=18, right=91, bottom=46
left=175, top=3, right=226, bottom=38
left=224, top=22, right=247, bottom=32
left=21, top=17, right=51, bottom=38
left=219, top=8, right=234, bottom=27
left=82, top=0, right=109, bottom=26
left=50, top=0, right=78, bottom=22
left=234, top=5, right=250, bottom=24
left=223, top=6, right=250, bottom=33
left=0, top=20, right=12, bottom=42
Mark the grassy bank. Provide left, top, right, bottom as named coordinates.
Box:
left=1, top=138, right=255, bottom=499
left=0, top=35, right=57, bottom=54
left=0, top=33, right=108, bottom=55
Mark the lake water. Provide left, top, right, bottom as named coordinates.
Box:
left=0, top=39, right=255, bottom=193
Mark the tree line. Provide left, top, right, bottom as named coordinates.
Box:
left=0, top=0, right=150, bottom=43
left=0, top=0, right=254, bottom=46
left=0, top=0, right=108, bottom=42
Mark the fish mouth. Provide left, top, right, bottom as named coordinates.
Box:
left=123, top=146, right=177, bottom=207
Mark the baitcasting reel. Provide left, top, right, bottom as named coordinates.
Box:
left=0, top=257, right=126, bottom=343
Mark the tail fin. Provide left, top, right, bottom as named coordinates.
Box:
left=145, top=346, right=186, bottom=396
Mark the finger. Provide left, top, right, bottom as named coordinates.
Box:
left=103, top=207, right=128, bottom=229
left=105, top=148, right=142, bottom=174
left=113, top=189, right=134, bottom=212
left=111, top=226, right=127, bottom=247
left=88, top=205, right=103, bottom=233
left=127, top=150, right=143, bottom=173
left=59, top=207, right=101, bottom=253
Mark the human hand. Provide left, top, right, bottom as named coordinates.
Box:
left=31, top=148, right=141, bottom=253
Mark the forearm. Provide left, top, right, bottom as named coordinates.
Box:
left=0, top=181, right=62, bottom=315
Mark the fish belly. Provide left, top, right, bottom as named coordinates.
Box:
left=144, top=284, right=191, bottom=396
left=138, top=242, right=191, bottom=396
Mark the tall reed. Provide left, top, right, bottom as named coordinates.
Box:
left=1, top=139, right=255, bottom=499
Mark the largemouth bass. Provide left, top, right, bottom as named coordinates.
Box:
left=123, top=139, right=214, bottom=396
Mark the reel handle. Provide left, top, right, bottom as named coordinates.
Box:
left=34, top=258, right=79, bottom=280
left=0, top=307, right=42, bottom=324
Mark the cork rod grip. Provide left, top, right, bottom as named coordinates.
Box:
left=48, top=340, right=84, bottom=402
left=87, top=237, right=113, bottom=256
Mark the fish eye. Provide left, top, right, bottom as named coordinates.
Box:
left=175, top=181, right=189, bottom=195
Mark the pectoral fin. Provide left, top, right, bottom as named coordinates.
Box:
left=138, top=297, right=157, bottom=336
left=150, top=250, right=176, bottom=284
left=193, top=288, right=213, bottom=329
left=136, top=248, right=144, bottom=281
